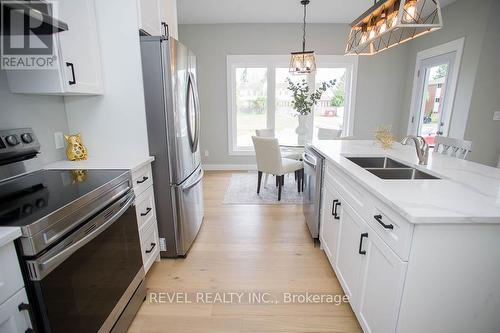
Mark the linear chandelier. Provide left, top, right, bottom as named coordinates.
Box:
left=289, top=0, right=316, bottom=74
left=345, top=0, right=443, bottom=55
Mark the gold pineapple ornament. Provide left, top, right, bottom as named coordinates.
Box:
left=64, top=133, right=88, bottom=161
left=374, top=126, right=395, bottom=149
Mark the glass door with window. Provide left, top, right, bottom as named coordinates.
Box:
left=411, top=52, right=456, bottom=145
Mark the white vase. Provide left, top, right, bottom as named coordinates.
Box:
left=295, top=114, right=309, bottom=145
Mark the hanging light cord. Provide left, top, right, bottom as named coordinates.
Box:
left=302, top=1, right=307, bottom=52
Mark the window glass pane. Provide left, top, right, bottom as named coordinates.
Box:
left=275, top=68, right=305, bottom=145
left=313, top=68, right=347, bottom=138
left=417, top=64, right=449, bottom=146
left=235, top=68, right=268, bottom=148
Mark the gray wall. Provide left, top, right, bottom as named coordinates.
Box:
left=179, top=23, right=411, bottom=166
left=464, top=0, right=500, bottom=166
left=0, top=70, right=69, bottom=164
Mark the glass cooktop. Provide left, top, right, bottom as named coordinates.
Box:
left=0, top=169, right=128, bottom=228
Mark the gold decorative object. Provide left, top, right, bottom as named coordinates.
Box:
left=374, top=126, right=395, bottom=149
left=71, top=170, right=88, bottom=183
left=64, top=133, right=88, bottom=161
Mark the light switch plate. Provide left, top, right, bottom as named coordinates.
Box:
left=493, top=111, right=500, bottom=121
left=54, top=132, right=65, bottom=149
left=204, top=150, right=209, bottom=157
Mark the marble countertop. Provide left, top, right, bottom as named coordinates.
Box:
left=0, top=227, right=22, bottom=248
left=311, top=140, right=500, bottom=224
left=44, top=156, right=155, bottom=172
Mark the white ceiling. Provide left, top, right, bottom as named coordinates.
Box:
left=178, top=0, right=456, bottom=24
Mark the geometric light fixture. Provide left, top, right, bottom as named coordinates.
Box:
left=289, top=0, right=316, bottom=74
left=345, top=0, right=443, bottom=55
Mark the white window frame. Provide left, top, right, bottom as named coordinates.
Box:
left=227, top=55, right=358, bottom=155
left=407, top=38, right=465, bottom=138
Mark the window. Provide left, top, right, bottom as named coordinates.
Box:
left=227, top=55, right=358, bottom=154
left=408, top=38, right=464, bottom=146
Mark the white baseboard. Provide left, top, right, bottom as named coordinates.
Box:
left=202, top=164, right=256, bottom=171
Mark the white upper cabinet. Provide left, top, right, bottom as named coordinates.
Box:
left=6, top=0, right=103, bottom=95
left=160, top=0, right=178, bottom=39
left=137, top=0, right=178, bottom=38
left=137, top=0, right=162, bottom=36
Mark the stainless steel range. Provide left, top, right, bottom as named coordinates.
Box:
left=0, top=128, right=145, bottom=333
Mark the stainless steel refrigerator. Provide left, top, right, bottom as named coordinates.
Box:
left=140, top=35, right=204, bottom=257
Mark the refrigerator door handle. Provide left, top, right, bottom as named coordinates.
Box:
left=186, top=73, right=200, bottom=153
left=189, top=72, right=200, bottom=153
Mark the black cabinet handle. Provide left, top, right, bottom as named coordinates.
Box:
left=141, top=207, right=152, bottom=216
left=136, top=176, right=149, bottom=184
left=332, top=199, right=338, bottom=216
left=18, top=303, right=31, bottom=312
left=358, top=233, right=368, bottom=255
left=66, top=62, right=76, bottom=85
left=161, top=21, right=169, bottom=37
left=374, top=214, right=394, bottom=229
left=333, top=201, right=341, bottom=220
left=146, top=242, right=156, bottom=253
left=18, top=303, right=35, bottom=333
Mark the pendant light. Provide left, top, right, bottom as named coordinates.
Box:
left=289, top=0, right=316, bottom=74
left=345, top=0, right=443, bottom=56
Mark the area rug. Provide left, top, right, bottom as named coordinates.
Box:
left=223, top=172, right=303, bottom=205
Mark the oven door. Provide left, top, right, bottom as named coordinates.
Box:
left=26, top=191, right=144, bottom=333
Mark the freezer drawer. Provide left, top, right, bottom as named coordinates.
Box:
left=173, top=166, right=204, bottom=256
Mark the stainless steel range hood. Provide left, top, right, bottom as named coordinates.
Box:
left=1, top=0, right=68, bottom=35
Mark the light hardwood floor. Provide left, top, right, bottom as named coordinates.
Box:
left=128, top=171, right=362, bottom=333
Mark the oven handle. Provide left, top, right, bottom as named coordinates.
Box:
left=27, top=192, right=135, bottom=281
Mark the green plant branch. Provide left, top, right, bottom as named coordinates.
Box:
left=286, top=78, right=336, bottom=115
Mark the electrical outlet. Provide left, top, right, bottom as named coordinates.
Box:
left=493, top=111, right=500, bottom=121
left=204, top=150, right=209, bottom=157
left=54, top=132, right=65, bottom=149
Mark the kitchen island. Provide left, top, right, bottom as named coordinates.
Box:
left=310, top=140, right=500, bottom=333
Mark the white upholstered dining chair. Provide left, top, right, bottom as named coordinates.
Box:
left=434, top=136, right=473, bottom=160
left=252, top=136, right=303, bottom=201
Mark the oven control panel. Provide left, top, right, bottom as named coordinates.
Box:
left=0, top=128, right=40, bottom=161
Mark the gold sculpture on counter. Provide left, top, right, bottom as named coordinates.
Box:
left=64, top=133, right=88, bottom=161
left=374, top=126, right=395, bottom=149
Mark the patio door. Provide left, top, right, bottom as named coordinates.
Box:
left=409, top=51, right=457, bottom=145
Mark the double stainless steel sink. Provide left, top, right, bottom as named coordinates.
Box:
left=346, top=157, right=440, bottom=180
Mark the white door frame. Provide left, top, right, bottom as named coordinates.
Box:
left=407, top=38, right=465, bottom=137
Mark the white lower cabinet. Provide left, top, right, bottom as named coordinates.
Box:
left=357, top=229, right=407, bottom=333
left=0, top=288, right=32, bottom=333
left=334, top=200, right=366, bottom=311
left=323, top=167, right=407, bottom=333
left=320, top=182, right=341, bottom=264
left=321, top=159, right=500, bottom=333
left=132, top=162, right=160, bottom=274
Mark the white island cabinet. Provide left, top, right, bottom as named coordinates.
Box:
left=315, top=140, right=500, bottom=333
left=6, top=0, right=103, bottom=95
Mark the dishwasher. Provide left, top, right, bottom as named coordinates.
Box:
left=302, top=145, right=325, bottom=239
